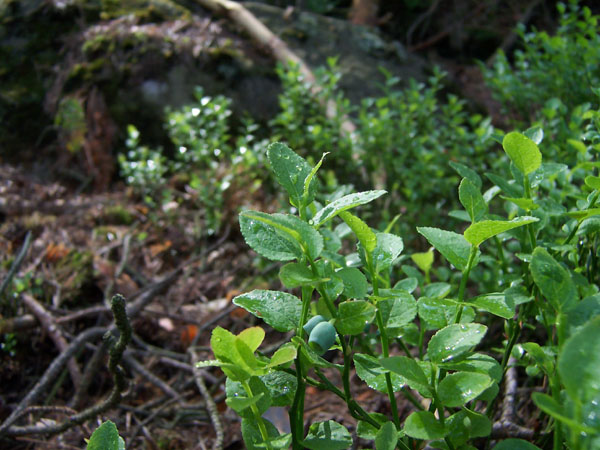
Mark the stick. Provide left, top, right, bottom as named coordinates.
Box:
left=189, top=346, right=224, bottom=450
left=21, top=293, right=82, bottom=389
left=0, top=295, right=132, bottom=437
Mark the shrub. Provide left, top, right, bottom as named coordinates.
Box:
left=200, top=132, right=600, bottom=449
left=482, top=0, right=600, bottom=122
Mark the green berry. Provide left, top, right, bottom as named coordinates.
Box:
left=303, top=315, right=326, bottom=336
left=308, top=321, right=336, bottom=355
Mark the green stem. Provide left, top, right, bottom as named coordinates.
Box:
left=370, top=265, right=400, bottom=430
left=375, top=308, right=400, bottom=429
left=241, top=380, right=273, bottom=450
left=494, top=236, right=508, bottom=273
left=523, top=176, right=537, bottom=251
left=549, top=374, right=564, bottom=450
left=314, top=369, right=381, bottom=429
left=563, top=190, right=600, bottom=246
left=454, top=245, right=478, bottom=323
left=290, top=286, right=313, bottom=450
left=395, top=337, right=414, bottom=359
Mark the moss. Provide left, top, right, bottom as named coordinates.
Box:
left=99, top=0, right=189, bottom=22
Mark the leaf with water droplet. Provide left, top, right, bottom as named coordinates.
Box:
left=312, top=190, right=387, bottom=228
left=336, top=300, right=376, bottom=335
left=233, top=290, right=302, bottom=332
left=240, top=211, right=323, bottom=261
left=267, top=142, right=314, bottom=207
left=427, top=323, right=487, bottom=364
left=437, top=371, right=493, bottom=407
left=354, top=353, right=405, bottom=393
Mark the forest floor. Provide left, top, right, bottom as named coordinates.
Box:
left=0, top=159, right=414, bottom=449
left=0, top=1, right=541, bottom=447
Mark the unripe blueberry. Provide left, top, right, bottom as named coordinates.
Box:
left=303, top=315, right=326, bottom=336
left=308, top=321, right=336, bottom=355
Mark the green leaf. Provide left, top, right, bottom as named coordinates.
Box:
left=411, top=249, right=434, bottom=274
left=279, top=263, right=320, bottom=288
left=585, top=175, right=600, bottom=190
left=467, top=293, right=515, bottom=319
left=260, top=371, right=296, bottom=407
left=87, top=421, right=122, bottom=450
left=303, top=152, right=327, bottom=206
left=225, top=377, right=272, bottom=419
left=293, top=337, right=338, bottom=369
left=437, top=372, right=493, bottom=407
left=532, top=393, right=596, bottom=434
left=311, top=190, right=387, bottom=228
left=558, top=316, right=600, bottom=405
left=394, top=277, right=418, bottom=293
left=427, top=323, right=487, bottom=364
left=439, top=353, right=503, bottom=383
left=375, top=422, right=398, bottom=450
left=502, top=131, right=542, bottom=175
left=240, top=211, right=323, bottom=261
left=357, top=413, right=390, bottom=440
left=524, top=126, right=544, bottom=145
left=379, top=292, right=418, bottom=329
left=380, top=356, right=432, bottom=397
left=459, top=178, right=487, bottom=222
left=500, top=196, right=539, bottom=211
left=418, top=297, right=474, bottom=330
left=417, top=227, right=472, bottom=270
left=336, top=267, right=368, bottom=299
left=567, top=294, right=600, bottom=335
left=267, top=142, right=314, bottom=207
left=464, top=216, right=538, bottom=247
left=423, top=282, right=451, bottom=299
left=340, top=211, right=377, bottom=254
left=530, top=247, right=577, bottom=313
left=403, top=411, right=447, bottom=440
left=354, top=353, right=405, bottom=393
left=492, top=439, right=542, bottom=450
left=303, top=420, right=353, bottom=450
left=446, top=409, right=492, bottom=446
left=336, top=300, right=376, bottom=335
left=242, top=417, right=281, bottom=450
left=486, top=172, right=522, bottom=197
left=372, top=232, right=404, bottom=272
left=239, top=212, right=296, bottom=261
left=267, top=343, right=297, bottom=368
left=449, top=161, right=482, bottom=189
left=522, top=342, right=554, bottom=376
left=237, top=327, right=265, bottom=352
left=226, top=393, right=264, bottom=414
left=233, top=290, right=302, bottom=332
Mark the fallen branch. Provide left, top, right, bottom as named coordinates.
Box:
left=0, top=295, right=132, bottom=437
left=21, top=293, right=82, bottom=390
left=491, top=357, right=535, bottom=440
left=189, top=346, right=224, bottom=450
left=0, top=314, right=36, bottom=334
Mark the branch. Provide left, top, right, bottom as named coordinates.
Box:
left=21, top=293, right=82, bottom=389
left=0, top=294, right=132, bottom=437
left=193, top=0, right=355, bottom=134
